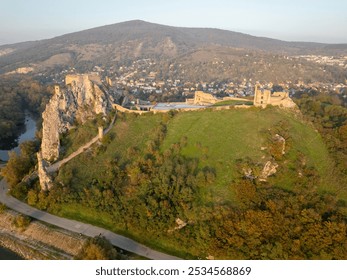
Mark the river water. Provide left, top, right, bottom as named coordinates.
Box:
left=0, top=114, right=37, bottom=162
left=0, top=247, right=23, bottom=260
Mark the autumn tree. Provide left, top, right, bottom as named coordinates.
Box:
left=75, top=236, right=119, bottom=260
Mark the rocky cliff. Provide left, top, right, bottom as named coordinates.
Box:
left=41, top=73, right=114, bottom=162
left=37, top=73, right=114, bottom=190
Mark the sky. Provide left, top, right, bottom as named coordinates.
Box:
left=1, top=0, right=347, bottom=45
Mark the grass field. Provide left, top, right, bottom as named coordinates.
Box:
left=54, top=107, right=343, bottom=257
left=163, top=107, right=338, bottom=200
left=56, top=113, right=164, bottom=189
left=59, top=119, right=98, bottom=159
left=58, top=106, right=339, bottom=199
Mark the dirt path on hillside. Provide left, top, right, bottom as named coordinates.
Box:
left=47, top=113, right=117, bottom=173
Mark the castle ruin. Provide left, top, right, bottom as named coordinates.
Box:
left=253, top=84, right=296, bottom=108
left=186, top=91, right=249, bottom=106
left=192, top=91, right=219, bottom=105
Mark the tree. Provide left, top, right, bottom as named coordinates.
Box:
left=12, top=214, right=31, bottom=231
left=1, top=151, right=31, bottom=187
left=0, top=140, right=39, bottom=188
left=75, top=236, right=119, bottom=260
left=0, top=203, right=7, bottom=214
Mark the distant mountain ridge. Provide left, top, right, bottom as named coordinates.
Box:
left=0, top=20, right=346, bottom=79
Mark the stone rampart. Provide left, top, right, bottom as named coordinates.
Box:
left=193, top=91, right=218, bottom=105
left=65, top=73, right=101, bottom=86
left=112, top=104, right=149, bottom=115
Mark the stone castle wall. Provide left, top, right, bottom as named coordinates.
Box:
left=188, top=91, right=249, bottom=105
left=253, top=85, right=296, bottom=108
left=112, top=104, right=149, bottom=115
left=65, top=73, right=101, bottom=86
left=193, top=91, right=218, bottom=105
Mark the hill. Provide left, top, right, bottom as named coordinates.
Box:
left=0, top=20, right=346, bottom=82
left=20, top=107, right=346, bottom=259
left=55, top=107, right=343, bottom=201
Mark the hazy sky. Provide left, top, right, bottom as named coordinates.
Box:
left=1, top=0, right=346, bottom=45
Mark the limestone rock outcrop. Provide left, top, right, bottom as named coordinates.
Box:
left=259, top=161, right=279, bottom=182
left=274, top=134, right=286, bottom=155
left=41, top=99, right=60, bottom=162
left=37, top=152, right=53, bottom=191
left=41, top=73, right=114, bottom=162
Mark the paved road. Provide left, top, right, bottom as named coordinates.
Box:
left=0, top=179, right=181, bottom=260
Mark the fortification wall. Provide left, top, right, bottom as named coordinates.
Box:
left=152, top=107, right=204, bottom=113
left=193, top=91, right=218, bottom=105
left=222, top=96, right=250, bottom=102
left=112, top=104, right=149, bottom=115
left=113, top=102, right=250, bottom=115
left=65, top=73, right=101, bottom=86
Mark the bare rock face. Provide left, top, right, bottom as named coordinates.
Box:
left=41, top=98, right=61, bottom=161
left=37, top=152, right=53, bottom=191
left=274, top=134, right=286, bottom=155
left=167, top=218, right=187, bottom=233
left=259, top=161, right=279, bottom=182
left=41, top=73, right=114, bottom=162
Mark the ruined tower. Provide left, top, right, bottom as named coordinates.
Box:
left=98, top=126, right=104, bottom=140
left=253, top=84, right=271, bottom=107
left=54, top=85, right=60, bottom=95
left=253, top=84, right=296, bottom=108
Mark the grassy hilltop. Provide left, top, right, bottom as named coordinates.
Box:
left=59, top=107, right=338, bottom=198
left=162, top=108, right=337, bottom=199
left=27, top=107, right=346, bottom=259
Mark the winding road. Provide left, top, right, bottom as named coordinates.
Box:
left=0, top=178, right=180, bottom=260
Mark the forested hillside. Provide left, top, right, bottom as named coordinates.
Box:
left=0, top=77, right=51, bottom=148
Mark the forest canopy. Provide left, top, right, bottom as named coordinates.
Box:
left=0, top=77, right=51, bottom=147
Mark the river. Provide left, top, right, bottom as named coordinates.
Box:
left=0, top=247, right=23, bottom=260
left=0, top=114, right=37, bottom=162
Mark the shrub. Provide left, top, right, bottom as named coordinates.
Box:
left=75, top=236, right=118, bottom=260
left=0, top=203, right=7, bottom=214
left=10, top=182, right=29, bottom=201
left=12, top=214, right=31, bottom=230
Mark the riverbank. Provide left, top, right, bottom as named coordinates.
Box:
left=0, top=209, right=86, bottom=260
left=0, top=245, right=22, bottom=259
left=0, top=113, right=37, bottom=162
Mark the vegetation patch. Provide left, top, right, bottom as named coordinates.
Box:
left=5, top=103, right=346, bottom=259
left=12, top=214, right=31, bottom=231
left=75, top=236, right=119, bottom=260
left=0, top=203, right=7, bottom=214
left=59, top=118, right=98, bottom=158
